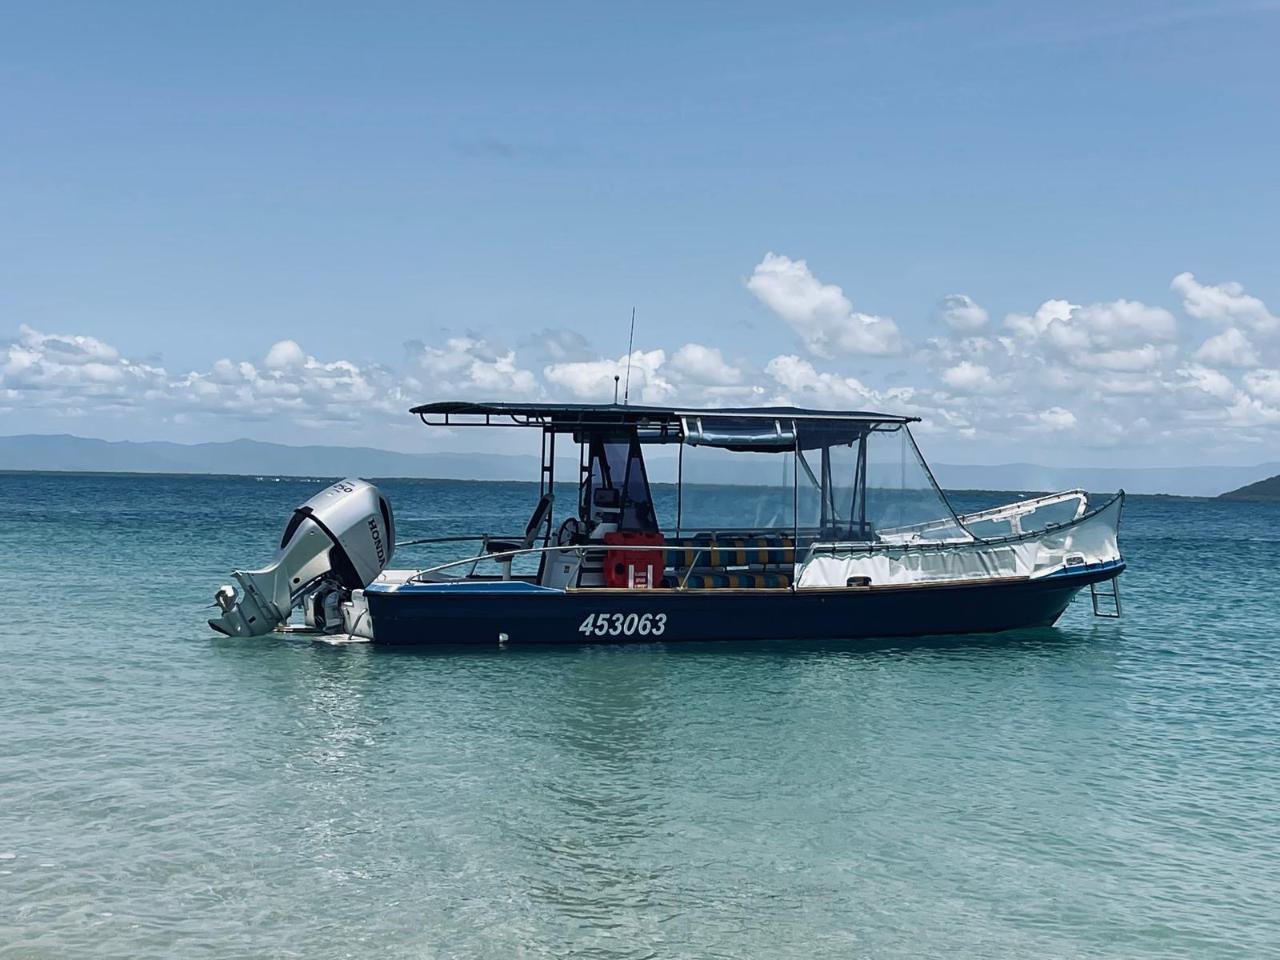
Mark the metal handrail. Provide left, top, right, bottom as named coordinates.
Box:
left=405, top=541, right=801, bottom=586
left=393, top=491, right=1122, bottom=587
left=395, top=534, right=526, bottom=548
left=873, top=489, right=1089, bottom=540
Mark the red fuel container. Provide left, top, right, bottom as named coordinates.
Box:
left=602, top=530, right=665, bottom=589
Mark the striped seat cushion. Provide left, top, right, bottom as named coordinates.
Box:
left=660, top=571, right=792, bottom=589
left=664, top=535, right=795, bottom=569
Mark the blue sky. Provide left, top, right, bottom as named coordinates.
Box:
left=2, top=1, right=1279, bottom=466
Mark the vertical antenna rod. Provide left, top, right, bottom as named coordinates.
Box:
left=623, top=306, right=636, bottom=406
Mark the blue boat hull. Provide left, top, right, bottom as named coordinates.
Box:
left=361, top=563, right=1124, bottom=646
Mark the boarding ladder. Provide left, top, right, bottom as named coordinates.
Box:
left=1090, top=578, right=1122, bottom=618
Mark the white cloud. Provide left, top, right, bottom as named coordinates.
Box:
left=1172, top=272, right=1280, bottom=335
left=938, top=294, right=988, bottom=331
left=1071, top=300, right=1178, bottom=346
left=1179, top=364, right=1235, bottom=401
left=668, top=343, right=741, bottom=386
left=1, top=323, right=165, bottom=411
left=1011, top=299, right=1176, bottom=353
left=1005, top=299, right=1076, bottom=340
left=1090, top=372, right=1162, bottom=395
left=1072, top=344, right=1168, bottom=372
left=0, top=323, right=428, bottom=429
left=543, top=349, right=675, bottom=403
left=1192, top=327, right=1259, bottom=368
left=264, top=339, right=307, bottom=370
left=763, top=354, right=915, bottom=411
left=1036, top=407, right=1077, bottom=431
left=940, top=360, right=995, bottom=392
left=9, top=262, right=1280, bottom=462
left=747, top=253, right=904, bottom=357
left=409, top=336, right=538, bottom=398
left=1225, top=393, right=1280, bottom=427
left=180, top=344, right=409, bottom=425
left=1243, top=369, right=1280, bottom=405
left=14, top=324, right=120, bottom=365
left=1003, top=297, right=1176, bottom=380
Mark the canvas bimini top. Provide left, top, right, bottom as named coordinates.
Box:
left=411, top=401, right=919, bottom=452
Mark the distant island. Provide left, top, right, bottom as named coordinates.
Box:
left=3, top=433, right=1280, bottom=498
left=1219, top=474, right=1280, bottom=502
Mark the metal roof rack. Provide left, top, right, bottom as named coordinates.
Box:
left=411, top=400, right=918, bottom=432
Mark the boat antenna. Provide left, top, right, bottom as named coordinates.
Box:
left=613, top=375, right=620, bottom=404
left=623, top=306, right=636, bottom=406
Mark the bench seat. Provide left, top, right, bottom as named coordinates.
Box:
left=664, top=534, right=796, bottom=570
left=661, top=571, right=793, bottom=589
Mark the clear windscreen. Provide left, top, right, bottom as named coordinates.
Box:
left=655, top=422, right=972, bottom=545
left=796, top=424, right=972, bottom=544
left=674, top=447, right=796, bottom=536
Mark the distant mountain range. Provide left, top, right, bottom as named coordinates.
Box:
left=3, top=433, right=1278, bottom=498
left=0, top=433, right=557, bottom=482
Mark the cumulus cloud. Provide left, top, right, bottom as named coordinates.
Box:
left=747, top=253, right=904, bottom=357
left=8, top=262, right=1280, bottom=459
left=1243, top=369, right=1280, bottom=405
left=999, top=296, right=1180, bottom=394
left=1072, top=344, right=1169, bottom=372
left=938, top=294, right=989, bottom=331
left=1035, top=407, right=1078, bottom=431
left=940, top=360, right=995, bottom=392
left=1193, top=327, right=1259, bottom=368
left=1005, top=299, right=1076, bottom=340
left=2, top=326, right=417, bottom=429
left=1225, top=393, right=1280, bottom=427
left=543, top=349, right=675, bottom=403
left=180, top=342, right=410, bottom=425
left=668, top=343, right=741, bottom=386
left=408, top=336, right=538, bottom=397
left=12, top=324, right=120, bottom=366
left=1007, top=298, right=1176, bottom=357
left=763, top=354, right=915, bottom=412
left=1173, top=272, right=1280, bottom=335
left=263, top=339, right=307, bottom=370
left=1178, top=363, right=1235, bottom=403
left=1, top=324, right=166, bottom=412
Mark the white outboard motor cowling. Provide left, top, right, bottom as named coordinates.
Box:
left=209, top=478, right=394, bottom=637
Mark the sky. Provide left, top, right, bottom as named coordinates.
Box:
left=2, top=0, right=1279, bottom=467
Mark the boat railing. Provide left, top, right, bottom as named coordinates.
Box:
left=876, top=488, right=1089, bottom=541
left=395, top=533, right=528, bottom=548
left=955, top=488, right=1088, bottom=524
left=404, top=541, right=804, bottom=591
left=394, top=493, right=1119, bottom=588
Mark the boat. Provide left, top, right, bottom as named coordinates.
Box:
left=209, top=401, right=1126, bottom=645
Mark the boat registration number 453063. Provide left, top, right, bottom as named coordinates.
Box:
left=578, top=612, right=667, bottom=637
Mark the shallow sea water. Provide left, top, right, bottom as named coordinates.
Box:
left=2, top=472, right=1279, bottom=959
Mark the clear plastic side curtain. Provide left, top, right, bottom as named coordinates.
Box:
left=890, top=427, right=977, bottom=545
left=791, top=422, right=975, bottom=544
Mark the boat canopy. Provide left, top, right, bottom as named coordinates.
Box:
left=411, top=400, right=970, bottom=543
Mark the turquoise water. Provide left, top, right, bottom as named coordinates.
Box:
left=2, top=472, right=1279, bottom=959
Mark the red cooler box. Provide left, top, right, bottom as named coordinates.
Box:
left=603, top=531, right=665, bottom=589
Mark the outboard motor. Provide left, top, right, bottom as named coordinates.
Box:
left=209, top=478, right=394, bottom=637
